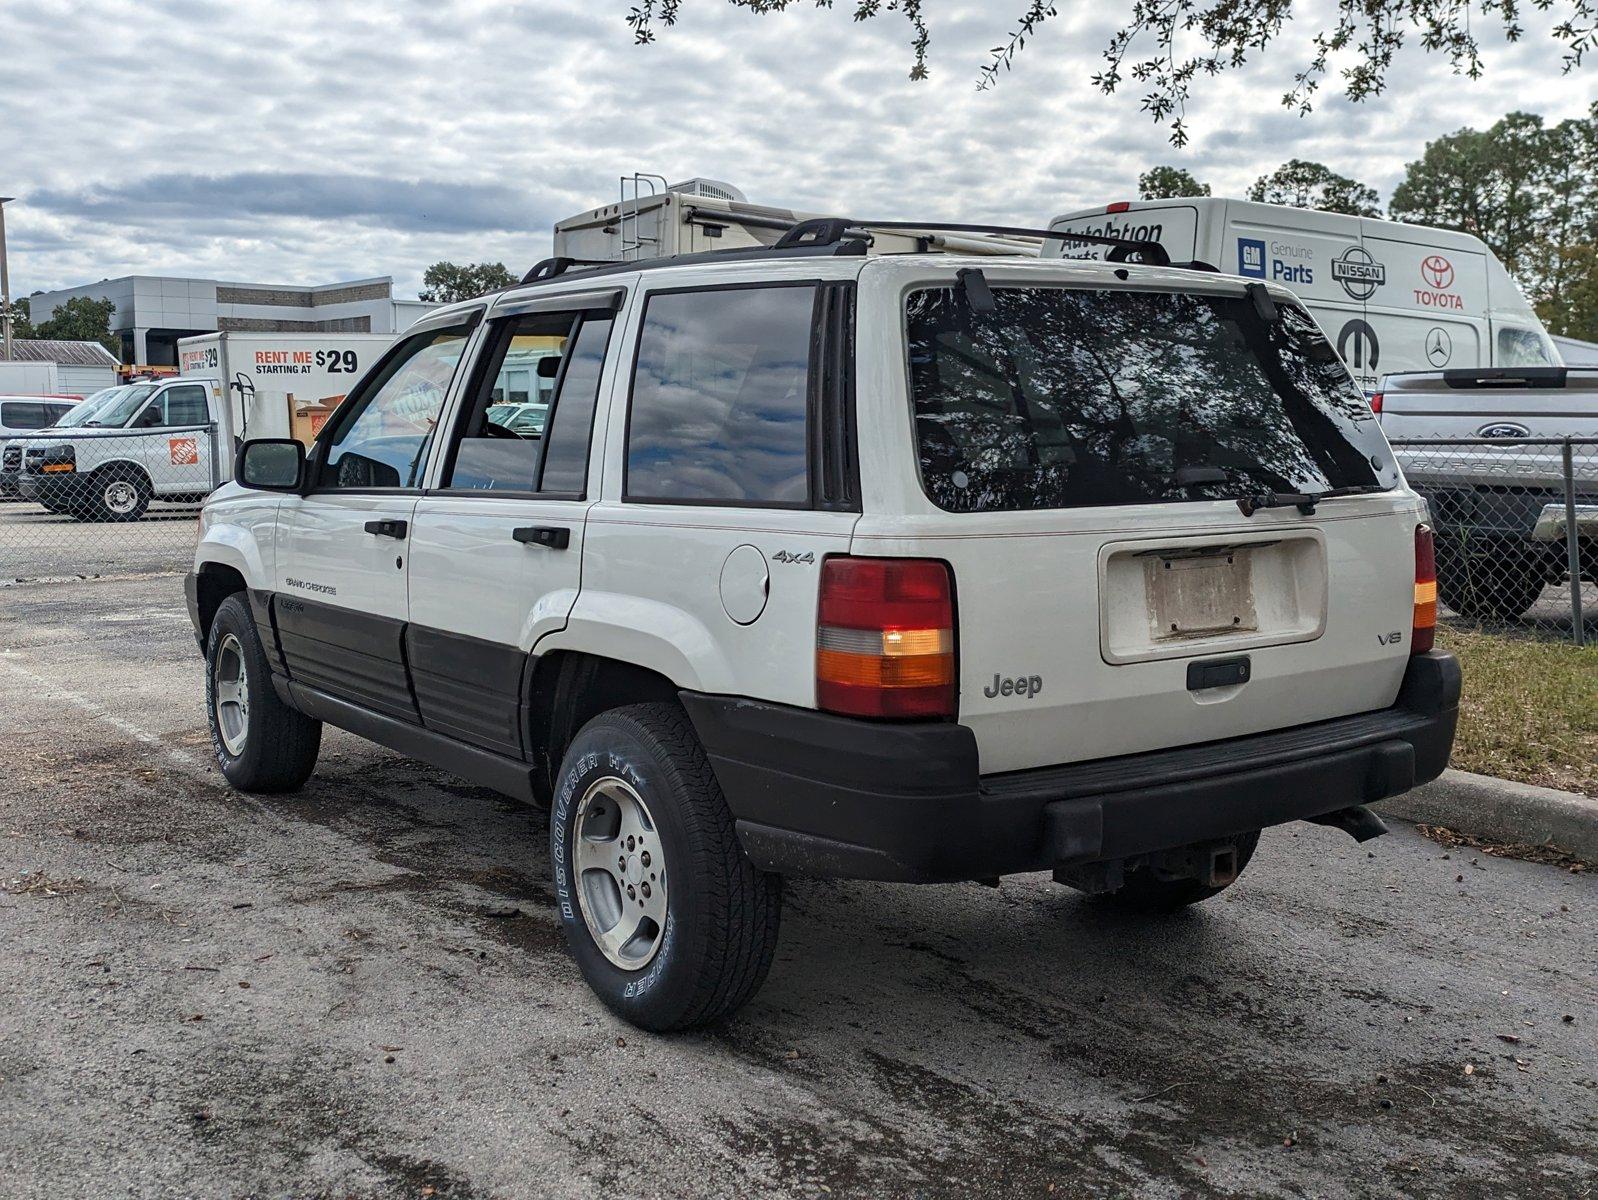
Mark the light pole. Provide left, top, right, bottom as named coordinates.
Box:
left=0, top=197, right=13, bottom=361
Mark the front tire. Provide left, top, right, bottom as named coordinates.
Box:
left=85, top=467, right=152, bottom=522
left=551, top=703, right=781, bottom=1031
left=206, top=593, right=321, bottom=792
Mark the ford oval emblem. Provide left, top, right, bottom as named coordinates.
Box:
left=1478, top=422, right=1530, bottom=439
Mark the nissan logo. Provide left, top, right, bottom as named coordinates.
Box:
left=1478, top=422, right=1530, bottom=439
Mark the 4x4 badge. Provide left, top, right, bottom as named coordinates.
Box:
left=772, top=550, right=815, bottom=565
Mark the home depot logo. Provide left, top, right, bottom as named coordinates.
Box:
left=1414, top=255, right=1462, bottom=309
left=169, top=436, right=199, bottom=466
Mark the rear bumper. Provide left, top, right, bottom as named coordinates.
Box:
left=683, top=651, right=1460, bottom=883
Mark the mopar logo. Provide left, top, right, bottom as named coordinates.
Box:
left=1478, top=422, right=1530, bottom=439
left=1331, top=246, right=1386, bottom=300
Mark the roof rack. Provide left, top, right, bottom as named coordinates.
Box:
left=771, top=217, right=1172, bottom=266
left=516, top=214, right=1174, bottom=291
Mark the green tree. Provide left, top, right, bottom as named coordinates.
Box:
left=33, top=295, right=119, bottom=355
left=1389, top=106, right=1598, bottom=311
left=1, top=296, right=35, bottom=340
left=1536, top=243, right=1598, bottom=340
left=623, top=2, right=1597, bottom=144
left=1247, top=160, right=1380, bottom=215
left=1138, top=166, right=1209, bottom=200
left=419, top=261, right=517, bottom=304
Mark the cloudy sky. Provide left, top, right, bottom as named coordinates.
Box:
left=3, top=0, right=1592, bottom=297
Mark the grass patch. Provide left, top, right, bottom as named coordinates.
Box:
left=1439, top=626, right=1598, bottom=796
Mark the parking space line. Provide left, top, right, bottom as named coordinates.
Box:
left=0, top=651, right=216, bottom=780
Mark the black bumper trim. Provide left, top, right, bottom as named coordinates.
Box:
left=683, top=652, right=1460, bottom=883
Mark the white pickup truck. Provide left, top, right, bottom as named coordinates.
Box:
left=1377, top=366, right=1598, bottom=619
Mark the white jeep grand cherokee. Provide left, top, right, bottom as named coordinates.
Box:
left=186, top=221, right=1459, bottom=1031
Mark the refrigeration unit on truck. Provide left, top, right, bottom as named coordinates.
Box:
left=8, top=332, right=400, bottom=522
left=554, top=175, right=1043, bottom=264
left=1046, top=198, right=1558, bottom=391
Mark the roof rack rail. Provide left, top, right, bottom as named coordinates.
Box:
left=519, top=256, right=613, bottom=285
left=771, top=217, right=1172, bottom=266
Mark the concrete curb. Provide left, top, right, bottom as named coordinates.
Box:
left=1378, top=769, right=1598, bottom=864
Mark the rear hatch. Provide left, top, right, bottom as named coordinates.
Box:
left=856, top=265, right=1424, bottom=775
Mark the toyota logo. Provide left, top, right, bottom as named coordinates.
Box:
left=1421, top=255, right=1454, bottom=290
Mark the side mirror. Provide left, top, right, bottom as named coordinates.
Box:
left=236, top=438, right=305, bottom=492
left=136, top=405, right=163, bottom=428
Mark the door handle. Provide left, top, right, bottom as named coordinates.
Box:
left=512, top=525, right=571, bottom=550
left=363, top=519, right=408, bottom=539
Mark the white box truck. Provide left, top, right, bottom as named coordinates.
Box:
left=1046, top=198, right=1559, bottom=390
left=7, top=332, right=401, bottom=521
left=177, top=331, right=400, bottom=446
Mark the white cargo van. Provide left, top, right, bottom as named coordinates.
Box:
left=1047, top=199, right=1558, bottom=390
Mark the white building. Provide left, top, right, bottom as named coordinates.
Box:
left=0, top=339, right=119, bottom=395
left=26, top=276, right=437, bottom=367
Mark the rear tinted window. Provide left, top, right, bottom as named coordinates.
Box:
left=906, top=286, right=1389, bottom=512
left=626, top=285, right=815, bottom=505
left=1, top=402, right=55, bottom=429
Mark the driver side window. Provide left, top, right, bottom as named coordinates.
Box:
left=317, top=326, right=472, bottom=490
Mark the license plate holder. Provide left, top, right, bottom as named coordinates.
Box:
left=1147, top=548, right=1259, bottom=640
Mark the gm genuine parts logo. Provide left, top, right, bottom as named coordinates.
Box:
left=1331, top=246, right=1386, bottom=300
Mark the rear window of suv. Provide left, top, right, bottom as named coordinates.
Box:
left=906, top=285, right=1390, bottom=513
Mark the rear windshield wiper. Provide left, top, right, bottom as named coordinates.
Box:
left=1237, top=484, right=1388, bottom=517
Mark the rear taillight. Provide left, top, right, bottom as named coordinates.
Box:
left=1369, top=392, right=1384, bottom=414
left=1106, top=201, right=1131, bottom=213
left=817, top=557, right=955, bottom=719
left=1412, top=525, right=1437, bottom=655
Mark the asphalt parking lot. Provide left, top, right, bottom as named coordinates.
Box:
left=1, top=574, right=1594, bottom=1199
left=0, top=502, right=200, bottom=583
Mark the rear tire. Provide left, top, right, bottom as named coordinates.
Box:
left=1435, top=538, right=1548, bottom=621
left=1095, top=831, right=1261, bottom=913
left=206, top=593, right=321, bottom=792
left=551, top=703, right=782, bottom=1031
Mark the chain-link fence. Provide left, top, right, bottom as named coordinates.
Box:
left=0, top=424, right=219, bottom=583
left=1393, top=437, right=1596, bottom=646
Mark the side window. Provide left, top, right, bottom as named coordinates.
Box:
left=625, top=285, right=816, bottom=505
left=318, top=327, right=471, bottom=490
left=2, top=402, right=50, bottom=429
left=443, top=310, right=614, bottom=495
left=161, top=385, right=210, bottom=427
left=539, top=316, right=612, bottom=495
left=1496, top=326, right=1555, bottom=367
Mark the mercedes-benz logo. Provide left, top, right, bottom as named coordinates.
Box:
left=1425, top=326, right=1453, bottom=367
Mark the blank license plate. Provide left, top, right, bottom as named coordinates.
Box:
left=1147, top=550, right=1259, bottom=639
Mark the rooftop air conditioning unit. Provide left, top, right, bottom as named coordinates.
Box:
left=666, top=178, right=748, bottom=204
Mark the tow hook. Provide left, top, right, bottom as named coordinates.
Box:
left=1307, top=804, right=1390, bottom=843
